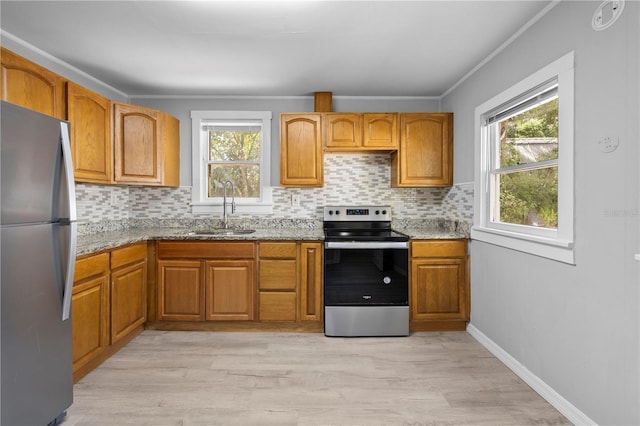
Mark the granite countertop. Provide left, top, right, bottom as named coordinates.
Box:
left=77, top=227, right=325, bottom=256
left=76, top=219, right=470, bottom=256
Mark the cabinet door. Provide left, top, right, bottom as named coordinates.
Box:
left=0, top=47, right=66, bottom=119
left=324, top=113, right=362, bottom=149
left=299, top=242, right=323, bottom=322
left=280, top=114, right=323, bottom=187
left=410, top=258, right=468, bottom=321
left=113, top=102, right=162, bottom=185
left=392, top=113, right=453, bottom=187
left=66, top=82, right=112, bottom=183
left=72, top=274, right=109, bottom=373
left=111, top=260, right=147, bottom=344
left=157, top=260, right=204, bottom=321
left=205, top=260, right=255, bottom=321
left=72, top=253, right=110, bottom=378
left=363, top=113, right=398, bottom=149
left=162, top=112, right=180, bottom=187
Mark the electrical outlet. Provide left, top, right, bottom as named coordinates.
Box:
left=291, top=194, right=300, bottom=206
left=598, top=136, right=619, bottom=153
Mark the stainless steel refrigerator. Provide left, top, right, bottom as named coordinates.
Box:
left=1, top=101, right=77, bottom=425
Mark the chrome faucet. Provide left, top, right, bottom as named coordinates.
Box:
left=222, top=180, right=236, bottom=229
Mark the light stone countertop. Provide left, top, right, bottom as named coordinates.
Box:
left=76, top=227, right=325, bottom=256
left=76, top=220, right=470, bottom=256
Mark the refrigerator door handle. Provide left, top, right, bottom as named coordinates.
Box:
left=60, top=121, right=77, bottom=321
left=61, top=221, right=77, bottom=321
left=60, top=122, right=77, bottom=222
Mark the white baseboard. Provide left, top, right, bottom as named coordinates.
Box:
left=466, top=323, right=596, bottom=426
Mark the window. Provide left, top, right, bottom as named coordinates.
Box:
left=472, top=52, right=575, bottom=264
left=191, top=111, right=272, bottom=214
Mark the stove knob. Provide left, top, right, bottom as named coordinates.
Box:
left=328, top=210, right=334, bottom=215
left=382, top=209, right=387, bottom=215
left=383, top=276, right=391, bottom=285
left=335, top=210, right=340, bottom=215
left=375, top=210, right=380, bottom=215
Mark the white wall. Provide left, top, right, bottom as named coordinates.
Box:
left=441, top=1, right=639, bottom=424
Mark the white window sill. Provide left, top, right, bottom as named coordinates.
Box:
left=471, top=226, right=575, bottom=265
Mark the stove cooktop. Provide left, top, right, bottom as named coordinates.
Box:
left=323, top=228, right=409, bottom=242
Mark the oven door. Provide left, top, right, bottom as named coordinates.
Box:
left=323, top=241, right=409, bottom=306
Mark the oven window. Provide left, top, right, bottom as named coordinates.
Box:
left=324, top=248, right=408, bottom=306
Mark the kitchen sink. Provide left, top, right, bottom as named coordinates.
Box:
left=189, top=229, right=256, bottom=236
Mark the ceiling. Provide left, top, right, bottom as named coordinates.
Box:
left=0, top=1, right=553, bottom=98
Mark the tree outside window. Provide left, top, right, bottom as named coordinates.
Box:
left=207, top=125, right=261, bottom=199
left=494, top=98, right=559, bottom=228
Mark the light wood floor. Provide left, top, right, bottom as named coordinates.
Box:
left=64, top=331, right=570, bottom=426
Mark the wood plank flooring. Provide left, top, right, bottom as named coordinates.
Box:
left=63, top=331, right=570, bottom=426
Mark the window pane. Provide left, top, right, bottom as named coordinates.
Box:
left=208, top=164, right=260, bottom=198
left=494, top=165, right=558, bottom=228
left=499, top=97, right=558, bottom=167
left=208, top=129, right=261, bottom=161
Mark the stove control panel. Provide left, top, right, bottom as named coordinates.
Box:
left=323, top=206, right=391, bottom=222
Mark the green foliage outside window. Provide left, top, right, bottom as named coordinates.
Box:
left=497, top=98, right=559, bottom=228
left=207, top=128, right=261, bottom=198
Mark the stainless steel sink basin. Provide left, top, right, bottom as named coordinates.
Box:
left=189, top=229, right=256, bottom=236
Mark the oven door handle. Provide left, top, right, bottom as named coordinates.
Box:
left=324, top=241, right=409, bottom=249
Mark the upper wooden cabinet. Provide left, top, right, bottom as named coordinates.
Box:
left=280, top=113, right=323, bottom=187
left=66, top=82, right=112, bottom=184
left=0, top=47, right=66, bottom=119
left=391, top=113, right=453, bottom=187
left=324, top=113, right=362, bottom=149
left=324, top=113, right=397, bottom=151
left=363, top=113, right=398, bottom=150
left=113, top=102, right=180, bottom=187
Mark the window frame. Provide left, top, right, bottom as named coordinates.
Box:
left=191, top=110, right=273, bottom=215
left=472, top=52, right=575, bottom=264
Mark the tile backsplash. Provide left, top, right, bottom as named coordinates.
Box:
left=76, top=153, right=473, bottom=233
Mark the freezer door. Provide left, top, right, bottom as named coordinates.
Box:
left=0, top=101, right=69, bottom=225
left=1, top=223, right=73, bottom=425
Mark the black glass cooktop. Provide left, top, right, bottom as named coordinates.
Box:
left=323, top=228, right=409, bottom=242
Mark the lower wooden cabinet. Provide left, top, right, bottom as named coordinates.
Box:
left=410, top=240, right=469, bottom=331
left=258, top=242, right=298, bottom=321
left=257, top=241, right=323, bottom=324
left=205, top=260, right=255, bottom=321
left=155, top=241, right=256, bottom=322
left=71, top=242, right=147, bottom=382
left=151, top=240, right=322, bottom=330
left=299, top=242, right=323, bottom=322
left=157, top=260, right=204, bottom=321
left=72, top=252, right=110, bottom=376
left=110, top=243, right=147, bottom=344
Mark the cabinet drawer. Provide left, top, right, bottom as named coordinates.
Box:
left=259, top=292, right=297, bottom=321
left=111, top=242, right=147, bottom=269
left=74, top=252, right=109, bottom=283
left=259, top=242, right=297, bottom=259
left=411, top=240, right=467, bottom=258
left=259, top=260, right=297, bottom=290
left=158, top=242, right=255, bottom=259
